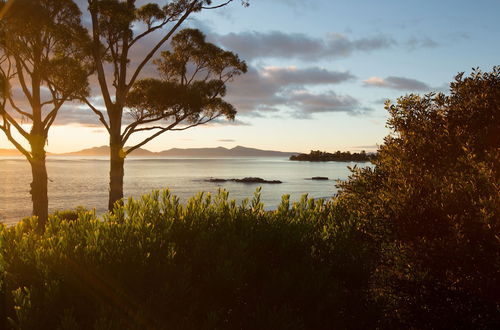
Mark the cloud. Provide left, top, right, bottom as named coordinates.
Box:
left=52, top=105, right=102, bottom=127
left=363, top=77, right=386, bottom=87
left=2, top=85, right=104, bottom=127
left=4, top=65, right=366, bottom=128
left=225, top=66, right=286, bottom=114
left=213, top=31, right=396, bottom=61
left=218, top=139, right=236, bottom=142
left=447, top=32, right=470, bottom=42
left=363, top=76, right=431, bottom=91
left=211, top=30, right=441, bottom=62
left=261, top=66, right=355, bottom=86
left=405, top=36, right=439, bottom=50
left=209, top=118, right=250, bottom=126
left=224, top=65, right=369, bottom=118
left=287, top=90, right=369, bottom=118
left=273, top=0, right=314, bottom=8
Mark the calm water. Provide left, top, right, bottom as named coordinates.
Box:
left=0, top=156, right=370, bottom=226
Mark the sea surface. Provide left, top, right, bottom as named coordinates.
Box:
left=0, top=156, right=371, bottom=226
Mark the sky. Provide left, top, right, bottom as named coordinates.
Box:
left=1, top=0, right=499, bottom=153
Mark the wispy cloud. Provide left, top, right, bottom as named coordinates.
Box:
left=52, top=105, right=102, bottom=127
left=287, top=90, right=369, bottom=117
left=261, top=66, right=355, bottom=86
left=363, top=76, right=431, bottom=91
left=405, top=36, right=439, bottom=50
left=273, top=0, right=315, bottom=8
left=212, top=31, right=396, bottom=61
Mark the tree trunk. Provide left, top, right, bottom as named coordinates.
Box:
left=29, top=152, right=48, bottom=232
left=108, top=135, right=125, bottom=211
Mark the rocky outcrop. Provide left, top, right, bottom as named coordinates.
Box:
left=206, top=177, right=282, bottom=184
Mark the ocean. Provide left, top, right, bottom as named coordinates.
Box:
left=0, top=156, right=370, bottom=226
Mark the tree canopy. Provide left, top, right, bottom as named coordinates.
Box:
left=0, top=0, right=92, bottom=228
left=124, top=28, right=246, bottom=155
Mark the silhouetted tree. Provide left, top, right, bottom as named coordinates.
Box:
left=84, top=0, right=249, bottom=210
left=0, top=0, right=91, bottom=230
left=125, top=29, right=246, bottom=153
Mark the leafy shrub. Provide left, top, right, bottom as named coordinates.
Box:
left=1, top=189, right=379, bottom=329
left=337, top=67, right=500, bottom=329
left=51, top=207, right=91, bottom=222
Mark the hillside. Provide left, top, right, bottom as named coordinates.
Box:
left=158, top=146, right=296, bottom=157
left=0, top=148, right=23, bottom=156
left=0, top=145, right=297, bottom=157
left=59, top=146, right=156, bottom=157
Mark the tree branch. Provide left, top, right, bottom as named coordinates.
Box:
left=129, top=17, right=172, bottom=48
left=14, top=57, right=34, bottom=109
left=125, top=112, right=222, bottom=156
left=170, top=114, right=220, bottom=131
left=202, top=0, right=233, bottom=9
left=125, top=0, right=199, bottom=94
left=43, top=108, right=61, bottom=133
left=89, top=2, right=113, bottom=111
left=42, top=102, right=63, bottom=131
left=129, top=125, right=164, bottom=133
left=0, top=121, right=32, bottom=161
left=1, top=110, right=30, bottom=140
left=84, top=97, right=110, bottom=132
left=124, top=114, right=189, bottom=155
left=7, top=95, right=33, bottom=119
left=122, top=115, right=164, bottom=142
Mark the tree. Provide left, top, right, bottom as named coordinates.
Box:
left=0, top=0, right=91, bottom=230
left=84, top=0, right=249, bottom=211
left=125, top=28, right=246, bottom=153
left=337, top=67, right=500, bottom=328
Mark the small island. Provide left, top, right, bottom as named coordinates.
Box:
left=206, top=177, right=282, bottom=184
left=311, top=176, right=329, bottom=180
left=290, top=150, right=376, bottom=162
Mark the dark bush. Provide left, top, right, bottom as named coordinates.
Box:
left=337, top=67, right=500, bottom=329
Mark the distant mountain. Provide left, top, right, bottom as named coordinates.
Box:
left=59, top=146, right=109, bottom=156
left=58, top=146, right=155, bottom=156
left=40, top=145, right=296, bottom=157
left=158, top=146, right=296, bottom=157
left=230, top=146, right=297, bottom=157
left=1, top=145, right=297, bottom=157
left=0, top=148, right=22, bottom=156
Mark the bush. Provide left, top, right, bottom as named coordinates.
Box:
left=337, top=67, right=500, bottom=328
left=1, top=189, right=379, bottom=329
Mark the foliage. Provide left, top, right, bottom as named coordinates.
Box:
left=0, top=190, right=379, bottom=329
left=337, top=67, right=500, bottom=328
left=0, top=0, right=92, bottom=132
